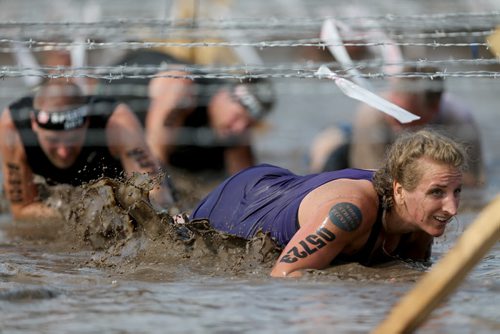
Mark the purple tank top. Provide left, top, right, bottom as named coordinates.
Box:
left=191, top=164, right=375, bottom=247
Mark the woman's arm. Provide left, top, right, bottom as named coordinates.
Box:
left=271, top=198, right=373, bottom=277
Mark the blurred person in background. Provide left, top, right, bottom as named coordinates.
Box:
left=98, top=50, right=276, bottom=178
left=145, top=71, right=275, bottom=177
left=0, top=79, right=175, bottom=221
left=309, top=65, right=485, bottom=188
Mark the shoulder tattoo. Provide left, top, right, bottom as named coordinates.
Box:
left=328, top=202, right=362, bottom=232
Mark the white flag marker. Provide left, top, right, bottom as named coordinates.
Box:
left=316, top=65, right=420, bottom=124
left=320, top=18, right=373, bottom=90
left=11, top=42, right=43, bottom=87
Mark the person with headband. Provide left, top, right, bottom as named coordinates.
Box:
left=0, top=79, right=175, bottom=221
left=191, top=130, right=466, bottom=277
left=144, top=69, right=275, bottom=177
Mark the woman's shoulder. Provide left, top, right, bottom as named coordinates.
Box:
left=304, top=176, right=379, bottom=218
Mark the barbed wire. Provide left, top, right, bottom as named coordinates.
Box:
left=2, top=57, right=500, bottom=77
left=1, top=28, right=496, bottom=45
left=3, top=27, right=494, bottom=41
left=1, top=12, right=498, bottom=40
left=1, top=12, right=499, bottom=82
left=1, top=11, right=499, bottom=28
left=0, top=38, right=494, bottom=53
left=2, top=67, right=500, bottom=81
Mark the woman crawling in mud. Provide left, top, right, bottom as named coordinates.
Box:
left=191, top=129, right=466, bottom=277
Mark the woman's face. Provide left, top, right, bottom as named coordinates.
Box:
left=395, top=157, right=463, bottom=237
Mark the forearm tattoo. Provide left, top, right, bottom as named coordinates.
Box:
left=279, top=226, right=336, bottom=264
left=126, top=148, right=156, bottom=171
left=6, top=163, right=23, bottom=203
left=279, top=202, right=362, bottom=264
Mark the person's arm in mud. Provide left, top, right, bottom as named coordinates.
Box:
left=145, top=71, right=195, bottom=166
left=106, top=103, right=175, bottom=209
left=270, top=197, right=376, bottom=278
left=0, top=108, right=62, bottom=221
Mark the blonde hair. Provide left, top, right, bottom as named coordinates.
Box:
left=373, top=129, right=466, bottom=210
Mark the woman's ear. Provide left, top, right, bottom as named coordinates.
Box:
left=393, top=180, right=404, bottom=205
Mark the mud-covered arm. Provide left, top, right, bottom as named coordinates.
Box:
left=270, top=200, right=370, bottom=277
left=106, top=103, right=175, bottom=209
left=0, top=108, right=62, bottom=221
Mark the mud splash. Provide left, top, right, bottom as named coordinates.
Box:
left=2, top=175, right=427, bottom=283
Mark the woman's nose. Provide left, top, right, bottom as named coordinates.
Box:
left=443, top=195, right=459, bottom=216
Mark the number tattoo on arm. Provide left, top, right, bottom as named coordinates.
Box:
left=279, top=202, right=363, bottom=264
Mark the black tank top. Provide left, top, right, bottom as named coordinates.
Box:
left=168, top=105, right=226, bottom=172
left=335, top=204, right=416, bottom=266
left=334, top=202, right=385, bottom=266
left=10, top=96, right=124, bottom=186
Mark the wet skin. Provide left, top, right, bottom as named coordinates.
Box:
left=271, top=157, right=462, bottom=277
left=392, top=157, right=463, bottom=237
left=33, top=124, right=87, bottom=169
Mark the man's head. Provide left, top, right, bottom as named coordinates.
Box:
left=31, top=79, right=89, bottom=169
left=208, top=78, right=275, bottom=137
left=389, top=65, right=445, bottom=128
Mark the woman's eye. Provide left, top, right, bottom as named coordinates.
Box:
left=430, top=188, right=444, bottom=196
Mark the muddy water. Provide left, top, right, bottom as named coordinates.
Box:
left=1, top=2, right=500, bottom=333
left=0, top=206, right=498, bottom=333
left=1, top=89, right=500, bottom=333
left=1, top=79, right=500, bottom=333
left=1, top=107, right=499, bottom=334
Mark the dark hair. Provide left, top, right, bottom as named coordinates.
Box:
left=33, top=79, right=86, bottom=111
left=373, top=129, right=466, bottom=210
left=395, top=65, right=444, bottom=106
